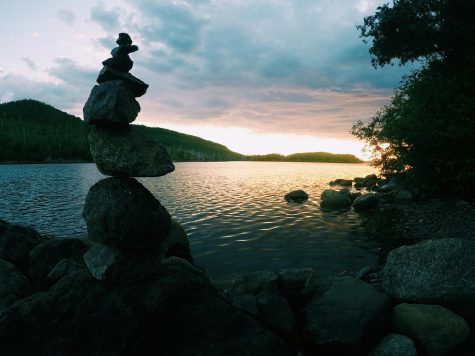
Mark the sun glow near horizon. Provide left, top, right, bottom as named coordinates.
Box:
left=152, top=123, right=371, bottom=160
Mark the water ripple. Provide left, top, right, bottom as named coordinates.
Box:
left=0, top=162, right=378, bottom=277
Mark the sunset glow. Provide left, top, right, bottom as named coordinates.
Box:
left=160, top=123, right=369, bottom=159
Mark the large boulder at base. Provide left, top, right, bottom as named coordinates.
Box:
left=382, top=238, right=475, bottom=315
left=89, top=125, right=175, bottom=177
left=368, top=333, right=417, bottom=356
left=303, top=276, right=390, bottom=354
left=393, top=303, right=470, bottom=355
left=320, top=189, right=352, bottom=209
left=83, top=80, right=140, bottom=126
left=29, top=238, right=89, bottom=289
left=352, top=193, right=380, bottom=211
left=83, top=177, right=171, bottom=249
left=97, top=65, right=149, bottom=97
left=0, top=259, right=33, bottom=311
left=0, top=222, right=45, bottom=274
left=0, top=257, right=291, bottom=356
left=284, top=189, right=309, bottom=203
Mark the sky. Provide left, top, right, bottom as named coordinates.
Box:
left=0, top=0, right=412, bottom=158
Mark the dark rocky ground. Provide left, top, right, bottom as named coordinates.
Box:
left=361, top=198, right=475, bottom=257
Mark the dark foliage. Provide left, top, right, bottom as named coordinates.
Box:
left=353, top=0, right=475, bottom=196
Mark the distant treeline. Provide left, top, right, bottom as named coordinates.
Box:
left=247, top=152, right=362, bottom=163
left=0, top=100, right=243, bottom=162
left=0, top=99, right=362, bottom=164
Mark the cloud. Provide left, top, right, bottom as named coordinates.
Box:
left=48, top=58, right=97, bottom=88
left=57, top=9, right=77, bottom=26
left=21, top=57, right=39, bottom=71
left=90, top=3, right=121, bottom=31
left=134, top=1, right=206, bottom=52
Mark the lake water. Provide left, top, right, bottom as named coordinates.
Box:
left=0, top=162, right=379, bottom=277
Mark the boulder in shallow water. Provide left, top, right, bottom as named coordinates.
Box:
left=284, top=189, right=309, bottom=203
left=368, top=333, right=417, bottom=356
left=83, top=177, right=171, bottom=250
left=382, top=238, right=475, bottom=316
left=83, top=80, right=140, bottom=126
left=320, top=189, right=352, bottom=208
left=393, top=303, right=470, bottom=355
left=352, top=193, right=380, bottom=211
left=329, top=179, right=353, bottom=187
left=89, top=125, right=175, bottom=177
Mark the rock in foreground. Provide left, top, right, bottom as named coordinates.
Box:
left=393, top=303, right=470, bottom=355
left=0, top=257, right=291, bottom=356
left=320, top=189, right=352, bottom=208
left=382, top=238, right=475, bottom=315
left=89, top=126, right=175, bottom=177
left=369, top=333, right=417, bottom=356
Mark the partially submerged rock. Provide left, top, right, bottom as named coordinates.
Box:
left=89, top=126, right=175, bottom=177
left=393, top=303, right=470, bottom=355
left=352, top=193, right=380, bottom=211
left=320, top=189, right=352, bottom=208
left=284, top=189, right=309, bottom=203
left=329, top=178, right=353, bottom=187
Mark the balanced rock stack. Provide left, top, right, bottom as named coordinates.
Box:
left=81, top=33, right=180, bottom=283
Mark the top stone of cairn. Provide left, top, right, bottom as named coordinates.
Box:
left=97, top=33, right=149, bottom=97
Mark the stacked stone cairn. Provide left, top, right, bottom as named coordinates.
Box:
left=81, top=33, right=182, bottom=283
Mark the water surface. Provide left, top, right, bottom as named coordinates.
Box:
left=0, top=162, right=378, bottom=277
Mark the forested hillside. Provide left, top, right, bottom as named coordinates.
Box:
left=247, top=152, right=361, bottom=163
left=0, top=100, right=244, bottom=162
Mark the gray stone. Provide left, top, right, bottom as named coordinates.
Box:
left=369, top=333, right=417, bottom=356
left=0, top=259, right=33, bottom=311
left=89, top=125, right=175, bottom=177
left=83, top=177, right=171, bottom=250
left=303, top=276, right=390, bottom=353
left=395, top=190, right=413, bottom=204
left=352, top=193, right=380, bottom=210
left=83, top=80, right=140, bottom=126
left=29, top=238, right=89, bottom=289
left=97, top=66, right=149, bottom=97
left=0, top=257, right=291, bottom=355
left=393, top=303, right=470, bottom=355
left=382, top=238, right=475, bottom=315
left=320, top=189, right=352, bottom=208
left=284, top=189, right=309, bottom=203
